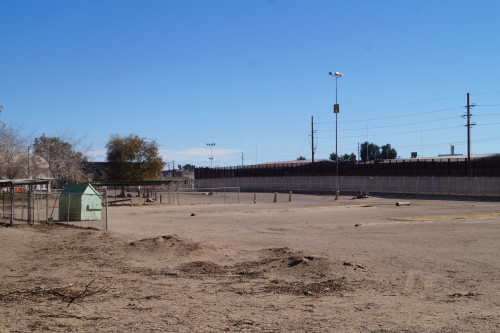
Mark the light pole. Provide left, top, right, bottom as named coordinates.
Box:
left=206, top=143, right=215, bottom=168
left=328, top=72, right=344, bottom=200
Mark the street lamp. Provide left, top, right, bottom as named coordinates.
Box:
left=328, top=71, right=344, bottom=200
left=206, top=143, right=215, bottom=168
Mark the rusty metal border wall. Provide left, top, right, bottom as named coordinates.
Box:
left=195, top=176, right=500, bottom=198
left=195, top=158, right=500, bottom=179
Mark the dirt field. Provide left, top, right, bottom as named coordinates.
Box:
left=1, top=193, right=499, bottom=332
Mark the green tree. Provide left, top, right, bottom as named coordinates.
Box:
left=330, top=152, right=357, bottom=162
left=183, top=164, right=196, bottom=171
left=106, top=134, right=164, bottom=181
left=380, top=143, right=397, bottom=159
left=360, top=142, right=380, bottom=162
left=341, top=153, right=357, bottom=162
left=360, top=142, right=397, bottom=161
left=296, top=156, right=306, bottom=160
left=33, top=134, right=86, bottom=185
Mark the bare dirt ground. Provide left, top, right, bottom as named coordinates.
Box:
left=1, top=193, right=499, bottom=332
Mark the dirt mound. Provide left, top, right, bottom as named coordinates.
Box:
left=126, top=235, right=235, bottom=268
left=178, top=261, right=228, bottom=276
left=234, top=247, right=338, bottom=281
left=126, top=237, right=353, bottom=296
left=263, top=278, right=347, bottom=296
left=129, top=235, right=202, bottom=254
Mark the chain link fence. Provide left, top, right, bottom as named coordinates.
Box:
left=0, top=190, right=107, bottom=230
left=1, top=186, right=241, bottom=229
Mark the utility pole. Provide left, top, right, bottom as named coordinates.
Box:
left=463, top=93, right=475, bottom=176
left=241, top=152, right=244, bottom=167
left=357, top=142, right=360, bottom=163
left=311, top=116, right=315, bottom=163
left=467, top=93, right=471, bottom=174
left=27, top=145, right=30, bottom=179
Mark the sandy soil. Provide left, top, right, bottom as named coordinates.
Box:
left=1, top=193, right=499, bottom=332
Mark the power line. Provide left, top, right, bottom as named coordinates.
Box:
left=398, top=135, right=500, bottom=149
left=318, top=106, right=463, bottom=124
left=317, top=115, right=461, bottom=132
left=308, top=95, right=500, bottom=160
left=475, top=122, right=500, bottom=126
left=346, top=94, right=465, bottom=113
left=316, top=124, right=463, bottom=139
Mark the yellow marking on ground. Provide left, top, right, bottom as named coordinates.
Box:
left=390, top=212, right=500, bottom=221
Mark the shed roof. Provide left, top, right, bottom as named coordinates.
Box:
left=62, top=183, right=100, bottom=195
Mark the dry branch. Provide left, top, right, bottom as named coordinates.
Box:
left=0, top=279, right=97, bottom=307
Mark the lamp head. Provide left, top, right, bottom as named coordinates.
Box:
left=328, top=72, right=344, bottom=77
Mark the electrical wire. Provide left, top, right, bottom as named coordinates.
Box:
left=318, top=106, right=463, bottom=124
left=316, top=124, right=464, bottom=139
left=309, top=99, right=500, bottom=160
left=347, top=94, right=465, bottom=113
left=317, top=115, right=461, bottom=132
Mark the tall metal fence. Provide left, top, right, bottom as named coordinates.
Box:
left=195, top=158, right=500, bottom=179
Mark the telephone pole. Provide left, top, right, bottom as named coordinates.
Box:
left=311, top=116, right=315, bottom=163
left=463, top=93, right=475, bottom=176
left=467, top=93, right=471, bottom=167
left=357, top=142, right=360, bottom=163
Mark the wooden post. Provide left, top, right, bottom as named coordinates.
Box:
left=104, top=187, right=108, bottom=231
left=274, top=192, right=277, bottom=203
left=46, top=183, right=49, bottom=223
left=289, top=191, right=292, bottom=202
left=27, top=186, right=32, bottom=224
left=253, top=194, right=256, bottom=203
left=10, top=187, right=14, bottom=226
left=21, top=195, right=24, bottom=221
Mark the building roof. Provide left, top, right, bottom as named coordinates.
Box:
left=91, top=179, right=186, bottom=187
left=255, top=159, right=333, bottom=167
left=392, top=153, right=500, bottom=163
left=0, top=179, right=52, bottom=187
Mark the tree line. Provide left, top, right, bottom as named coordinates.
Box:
left=299, top=142, right=398, bottom=163
left=0, top=109, right=165, bottom=186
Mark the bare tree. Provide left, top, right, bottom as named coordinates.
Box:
left=33, top=134, right=87, bottom=186
left=0, top=123, right=30, bottom=179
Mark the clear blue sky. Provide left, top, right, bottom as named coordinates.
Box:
left=1, top=0, right=500, bottom=168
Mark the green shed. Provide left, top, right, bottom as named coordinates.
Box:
left=59, top=183, right=102, bottom=221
